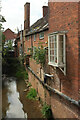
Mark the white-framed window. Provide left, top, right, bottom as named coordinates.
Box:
left=34, top=34, right=36, bottom=41
left=48, top=32, right=66, bottom=75
left=39, top=32, right=44, bottom=39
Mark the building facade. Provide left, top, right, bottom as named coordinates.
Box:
left=16, top=1, right=80, bottom=119
left=3, top=28, right=16, bottom=48
left=24, top=3, right=49, bottom=55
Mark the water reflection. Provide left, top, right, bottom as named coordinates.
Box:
left=2, top=77, right=43, bottom=119
left=2, top=77, right=27, bottom=118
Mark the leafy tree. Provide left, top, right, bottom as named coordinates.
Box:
left=0, top=16, right=6, bottom=67
left=0, top=16, right=6, bottom=31
left=0, top=15, right=6, bottom=22
left=33, top=45, right=46, bottom=66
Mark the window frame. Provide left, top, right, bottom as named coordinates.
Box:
left=39, top=32, right=44, bottom=40
left=34, top=34, right=36, bottom=41
left=27, top=36, right=29, bottom=41
left=48, top=32, right=66, bottom=75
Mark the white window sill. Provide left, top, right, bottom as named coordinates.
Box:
left=48, top=62, right=58, bottom=67
left=39, top=37, right=44, bottom=40
left=48, top=62, right=65, bottom=67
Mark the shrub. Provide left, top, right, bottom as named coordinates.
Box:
left=41, top=103, right=52, bottom=118
left=16, top=69, right=28, bottom=80
left=24, top=71, right=28, bottom=79
left=27, top=82, right=32, bottom=87
left=15, top=64, right=28, bottom=80
left=26, top=88, right=37, bottom=100
left=16, top=71, right=24, bottom=79
left=33, top=46, right=46, bottom=66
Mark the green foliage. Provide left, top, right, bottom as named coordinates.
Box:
left=33, top=46, right=46, bottom=66
left=15, top=65, right=28, bottom=80
left=1, top=16, right=6, bottom=22
left=2, top=33, right=5, bottom=45
left=2, top=40, right=13, bottom=58
left=16, top=71, right=24, bottom=79
left=41, top=103, right=52, bottom=118
left=7, top=40, right=13, bottom=50
left=0, top=16, right=6, bottom=31
left=26, top=88, right=37, bottom=100
left=23, top=71, right=28, bottom=79
left=28, top=82, right=32, bottom=87
left=24, top=54, right=27, bottom=59
left=18, top=56, right=24, bottom=65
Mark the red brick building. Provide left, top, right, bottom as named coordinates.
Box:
left=24, top=3, right=49, bottom=55
left=16, top=2, right=80, bottom=118
left=48, top=2, right=80, bottom=100
left=3, top=28, right=17, bottom=48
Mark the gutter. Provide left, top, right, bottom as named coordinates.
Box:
left=25, top=27, right=49, bottom=37
left=27, top=66, right=80, bottom=108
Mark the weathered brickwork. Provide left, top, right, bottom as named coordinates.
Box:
left=24, top=30, right=48, bottom=55
left=25, top=2, right=80, bottom=119
left=78, top=2, right=80, bottom=102
left=17, top=41, right=21, bottom=56
left=24, top=36, right=32, bottom=54
left=28, top=58, right=79, bottom=118
left=51, top=94, right=78, bottom=118
left=48, top=2, right=79, bottom=101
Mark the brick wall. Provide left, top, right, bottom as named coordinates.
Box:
left=24, top=29, right=48, bottom=55
left=25, top=2, right=79, bottom=101
left=28, top=58, right=79, bottom=118
left=17, top=41, right=20, bottom=56
left=78, top=2, right=80, bottom=102
left=26, top=2, right=80, bottom=118
left=28, top=59, right=45, bottom=102
left=48, top=2, right=79, bottom=101
left=24, top=36, right=32, bottom=54
left=3, top=28, right=16, bottom=41
left=33, top=31, right=48, bottom=48
left=51, top=94, right=78, bottom=118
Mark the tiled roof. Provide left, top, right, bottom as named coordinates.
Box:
left=25, top=14, right=49, bottom=36
left=3, top=28, right=17, bottom=41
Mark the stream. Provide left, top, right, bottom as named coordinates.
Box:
left=2, top=76, right=43, bottom=119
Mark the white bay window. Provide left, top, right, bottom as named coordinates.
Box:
left=48, top=32, right=66, bottom=75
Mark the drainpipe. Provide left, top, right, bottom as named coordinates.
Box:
left=31, top=35, right=33, bottom=55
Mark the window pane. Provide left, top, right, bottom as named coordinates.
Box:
left=39, top=32, right=44, bottom=39
left=50, top=42, right=52, bottom=48
left=50, top=55, right=54, bottom=62
left=49, top=35, right=57, bottom=64
left=59, top=35, right=64, bottom=64
left=54, top=35, right=57, bottom=63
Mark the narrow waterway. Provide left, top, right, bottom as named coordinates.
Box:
left=2, top=76, right=43, bottom=119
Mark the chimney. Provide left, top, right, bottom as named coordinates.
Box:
left=24, top=2, right=30, bottom=30
left=43, top=6, right=48, bottom=17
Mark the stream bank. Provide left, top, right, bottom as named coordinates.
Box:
left=2, top=75, right=43, bottom=118
left=2, top=56, right=43, bottom=119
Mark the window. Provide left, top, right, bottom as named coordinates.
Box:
left=27, top=36, right=29, bottom=41
left=39, top=32, right=44, bottom=39
left=34, top=34, right=36, bottom=41
left=48, top=33, right=66, bottom=75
